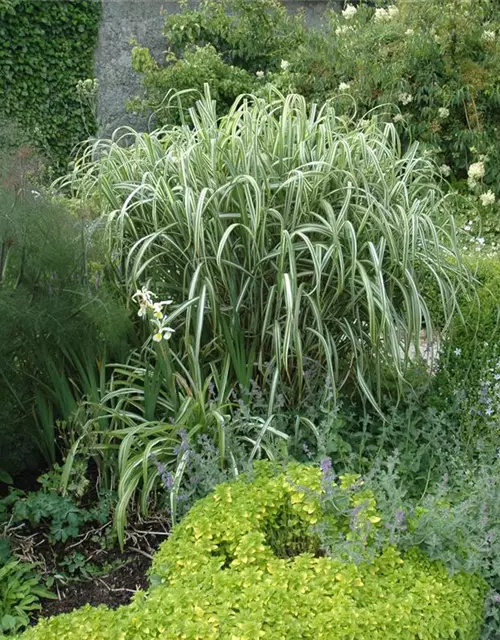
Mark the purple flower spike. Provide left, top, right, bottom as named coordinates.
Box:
left=320, top=457, right=332, bottom=475
left=395, top=509, right=405, bottom=526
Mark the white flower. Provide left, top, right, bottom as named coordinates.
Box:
left=398, top=92, right=413, bottom=105
left=338, top=82, right=351, bottom=92
left=280, top=60, right=290, bottom=71
left=482, top=30, right=495, bottom=42
left=480, top=190, right=496, bottom=206
left=439, top=164, right=451, bottom=177
left=438, top=107, right=449, bottom=119
left=464, top=220, right=473, bottom=232
left=256, top=70, right=264, bottom=78
left=335, top=25, right=354, bottom=35
left=454, top=348, right=462, bottom=356
left=476, top=237, right=486, bottom=246
left=405, top=28, right=414, bottom=36
left=374, top=6, right=398, bottom=22
left=152, top=327, right=175, bottom=342
left=133, top=286, right=156, bottom=315
left=468, top=161, right=485, bottom=180
left=342, top=4, right=357, bottom=19
left=393, top=113, right=404, bottom=123
left=374, top=8, right=390, bottom=21
left=152, top=300, right=173, bottom=319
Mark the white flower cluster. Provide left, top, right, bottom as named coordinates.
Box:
left=76, top=78, right=98, bottom=98
left=342, top=4, right=357, bottom=19
left=439, top=164, right=451, bottom=177
left=280, top=60, right=290, bottom=71
left=405, top=28, right=414, bottom=36
left=475, top=236, right=486, bottom=251
left=133, top=287, right=174, bottom=342
left=482, top=30, right=496, bottom=42
left=338, top=82, right=351, bottom=92
left=393, top=113, right=404, bottom=123
left=468, top=161, right=485, bottom=180
left=480, top=190, right=496, bottom=206
left=335, top=25, right=355, bottom=35
left=374, top=6, right=399, bottom=22
left=256, top=70, right=265, bottom=78
left=398, top=92, right=413, bottom=105
left=438, top=107, right=449, bottom=119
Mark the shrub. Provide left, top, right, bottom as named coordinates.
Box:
left=130, top=0, right=305, bottom=123
left=431, top=255, right=500, bottom=446
left=62, top=90, right=468, bottom=413
left=286, top=0, right=500, bottom=198
left=365, top=453, right=500, bottom=639
left=131, top=0, right=500, bottom=198
left=16, top=464, right=487, bottom=639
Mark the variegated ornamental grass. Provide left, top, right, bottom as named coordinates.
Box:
left=64, top=89, right=467, bottom=408
left=59, top=90, right=470, bottom=541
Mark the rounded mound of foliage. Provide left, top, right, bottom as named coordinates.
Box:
left=17, top=464, right=486, bottom=639
left=63, top=90, right=468, bottom=413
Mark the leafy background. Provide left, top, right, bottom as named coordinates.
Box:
left=0, top=0, right=101, bottom=172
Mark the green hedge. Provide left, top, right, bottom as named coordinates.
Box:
left=17, top=464, right=486, bottom=639
left=0, top=0, right=101, bottom=171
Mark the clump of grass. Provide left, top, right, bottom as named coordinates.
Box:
left=62, top=87, right=469, bottom=412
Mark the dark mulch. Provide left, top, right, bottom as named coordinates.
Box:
left=38, top=550, right=152, bottom=618
left=26, top=518, right=170, bottom=623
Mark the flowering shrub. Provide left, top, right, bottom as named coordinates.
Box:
left=131, top=0, right=500, bottom=201
left=291, top=0, right=500, bottom=192
left=16, top=464, right=487, bottom=639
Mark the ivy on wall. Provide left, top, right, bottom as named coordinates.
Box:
left=0, top=0, right=101, bottom=172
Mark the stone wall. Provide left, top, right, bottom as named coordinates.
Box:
left=95, top=0, right=338, bottom=136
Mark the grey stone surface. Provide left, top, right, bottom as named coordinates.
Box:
left=95, top=0, right=339, bottom=137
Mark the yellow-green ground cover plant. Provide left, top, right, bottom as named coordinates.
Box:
left=15, top=463, right=487, bottom=639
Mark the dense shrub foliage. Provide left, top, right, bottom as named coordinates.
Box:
left=132, top=0, right=500, bottom=194
left=430, top=256, right=500, bottom=444
left=0, top=0, right=101, bottom=171
left=15, top=464, right=487, bottom=639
